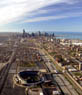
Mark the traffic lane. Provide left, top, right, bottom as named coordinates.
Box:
left=59, top=74, right=79, bottom=95
left=49, top=63, right=79, bottom=95
left=42, top=50, right=79, bottom=95
left=53, top=74, right=71, bottom=95
left=41, top=52, right=71, bottom=94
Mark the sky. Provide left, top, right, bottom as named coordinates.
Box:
left=0, top=0, right=82, bottom=32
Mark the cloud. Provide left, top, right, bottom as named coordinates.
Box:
left=0, top=0, right=82, bottom=26
left=0, top=0, right=76, bottom=25
left=23, top=11, right=82, bottom=23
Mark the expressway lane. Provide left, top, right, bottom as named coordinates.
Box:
left=53, top=74, right=71, bottom=95
left=58, top=74, right=79, bottom=95
left=53, top=74, right=78, bottom=95
left=40, top=48, right=79, bottom=95
left=46, top=62, right=78, bottom=95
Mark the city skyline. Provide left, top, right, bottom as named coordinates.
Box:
left=0, top=0, right=82, bottom=32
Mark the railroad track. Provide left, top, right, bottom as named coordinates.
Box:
left=0, top=47, right=17, bottom=95
left=0, top=63, right=11, bottom=94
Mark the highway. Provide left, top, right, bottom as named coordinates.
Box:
left=53, top=45, right=82, bottom=94
left=40, top=49, right=79, bottom=95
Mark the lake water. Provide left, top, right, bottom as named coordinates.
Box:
left=51, top=32, right=82, bottom=40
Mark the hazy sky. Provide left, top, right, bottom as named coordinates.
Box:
left=0, top=0, right=82, bottom=32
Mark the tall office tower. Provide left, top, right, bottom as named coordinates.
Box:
left=23, top=29, right=26, bottom=38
